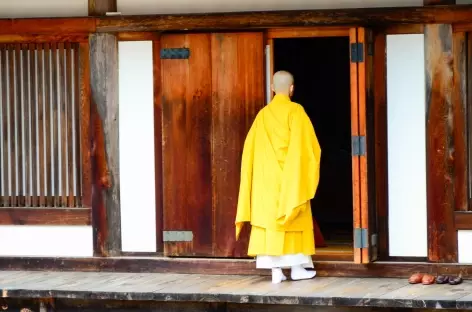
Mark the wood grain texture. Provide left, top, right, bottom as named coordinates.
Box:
left=373, top=32, right=389, bottom=260
left=0, top=34, right=88, bottom=44
left=211, top=32, right=264, bottom=257
left=153, top=39, right=163, bottom=252
left=88, top=0, right=117, bottom=16
left=0, top=208, right=91, bottom=225
left=452, top=32, right=468, bottom=212
left=3, top=257, right=472, bottom=280
left=349, top=28, right=361, bottom=264
left=96, top=6, right=472, bottom=33
left=161, top=33, right=213, bottom=256
left=356, top=27, right=373, bottom=264
left=89, top=33, right=121, bottom=256
left=0, top=18, right=96, bottom=35
left=425, top=24, right=457, bottom=263
left=0, top=46, right=8, bottom=207
left=455, top=212, right=472, bottom=230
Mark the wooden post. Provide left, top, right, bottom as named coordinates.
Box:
left=425, top=24, right=457, bottom=263
left=89, top=33, right=121, bottom=256
left=89, top=0, right=117, bottom=16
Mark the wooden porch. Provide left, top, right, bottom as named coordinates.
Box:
left=1, top=271, right=472, bottom=310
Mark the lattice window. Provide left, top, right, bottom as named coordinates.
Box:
left=0, top=43, right=83, bottom=208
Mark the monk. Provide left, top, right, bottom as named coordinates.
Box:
left=235, top=70, right=322, bottom=284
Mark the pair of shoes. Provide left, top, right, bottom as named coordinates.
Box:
left=436, top=275, right=463, bottom=285
left=408, top=273, right=435, bottom=285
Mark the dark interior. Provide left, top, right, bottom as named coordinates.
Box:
left=273, top=37, right=352, bottom=246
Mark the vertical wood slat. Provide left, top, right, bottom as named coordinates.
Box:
left=29, top=43, right=38, bottom=207
left=1, top=45, right=8, bottom=207
left=425, top=24, right=457, bottom=262
left=0, top=42, right=83, bottom=208
left=37, top=44, right=46, bottom=207
left=44, top=43, right=53, bottom=207
left=79, top=42, right=91, bottom=208
left=58, top=42, right=68, bottom=207
left=349, top=28, right=362, bottom=264
left=468, top=34, right=472, bottom=210
left=65, top=43, right=75, bottom=207
left=9, top=46, right=17, bottom=206
left=51, top=42, right=60, bottom=207
left=22, top=44, right=31, bottom=207
left=15, top=45, right=23, bottom=207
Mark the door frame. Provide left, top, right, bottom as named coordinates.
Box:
left=265, top=26, right=370, bottom=263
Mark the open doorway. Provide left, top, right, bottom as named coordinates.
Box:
left=273, top=36, right=353, bottom=258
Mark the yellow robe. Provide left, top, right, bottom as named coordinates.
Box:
left=235, top=94, right=321, bottom=257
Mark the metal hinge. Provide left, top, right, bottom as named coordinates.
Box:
left=163, top=231, right=193, bottom=242
left=351, top=135, right=366, bottom=156
left=350, top=42, right=364, bottom=63
left=160, top=48, right=190, bottom=59
left=354, top=228, right=369, bottom=248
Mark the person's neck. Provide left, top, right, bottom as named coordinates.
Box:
left=274, top=92, right=290, bottom=98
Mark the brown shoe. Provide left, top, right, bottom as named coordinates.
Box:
left=422, top=274, right=436, bottom=285
left=408, top=273, right=424, bottom=284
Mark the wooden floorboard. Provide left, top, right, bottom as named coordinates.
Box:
left=1, top=271, right=472, bottom=309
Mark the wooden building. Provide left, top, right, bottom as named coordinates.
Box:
left=2, top=0, right=472, bottom=307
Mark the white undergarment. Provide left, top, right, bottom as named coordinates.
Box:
left=256, top=253, right=314, bottom=269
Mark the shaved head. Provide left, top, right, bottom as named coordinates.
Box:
left=272, top=70, right=294, bottom=97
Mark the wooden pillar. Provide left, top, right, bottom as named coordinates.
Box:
left=89, top=33, right=121, bottom=257
left=423, top=0, right=455, bottom=4
left=88, top=0, right=117, bottom=16
left=425, top=24, right=457, bottom=262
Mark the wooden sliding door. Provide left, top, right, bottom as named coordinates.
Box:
left=160, top=32, right=264, bottom=257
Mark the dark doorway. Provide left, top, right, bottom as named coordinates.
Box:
left=273, top=37, right=353, bottom=252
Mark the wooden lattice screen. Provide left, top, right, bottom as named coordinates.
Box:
left=0, top=43, right=83, bottom=208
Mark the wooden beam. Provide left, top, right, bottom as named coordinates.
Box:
left=89, top=33, right=121, bottom=257
left=0, top=208, right=91, bottom=225
left=0, top=18, right=95, bottom=35
left=455, top=212, right=472, bottom=230
left=89, top=0, right=117, bottom=16
left=425, top=24, right=457, bottom=263
left=0, top=34, right=89, bottom=44
left=424, top=0, right=455, bottom=5
left=95, top=5, right=472, bottom=32
left=1, top=257, right=472, bottom=279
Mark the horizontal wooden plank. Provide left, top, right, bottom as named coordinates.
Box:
left=0, top=34, right=89, bottom=43
left=266, top=27, right=350, bottom=38
left=117, top=32, right=160, bottom=41
left=0, top=257, right=471, bottom=280
left=0, top=271, right=472, bottom=308
left=96, top=5, right=472, bottom=32
left=455, top=211, right=472, bottom=230
left=0, top=208, right=91, bottom=225
left=0, top=18, right=96, bottom=35
left=385, top=24, right=424, bottom=34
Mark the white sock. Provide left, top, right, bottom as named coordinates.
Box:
left=271, top=268, right=287, bottom=284
left=291, top=264, right=317, bottom=281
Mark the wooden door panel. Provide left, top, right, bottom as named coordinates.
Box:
left=211, top=32, right=265, bottom=257
left=161, top=34, right=213, bottom=256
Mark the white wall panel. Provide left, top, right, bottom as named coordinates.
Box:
left=387, top=34, right=427, bottom=257
left=118, top=41, right=157, bottom=252
left=458, top=230, right=472, bottom=263
left=118, top=0, right=423, bottom=15
left=0, top=0, right=87, bottom=18
left=0, top=226, right=92, bottom=257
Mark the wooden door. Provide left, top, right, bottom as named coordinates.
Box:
left=353, top=27, right=378, bottom=263
left=161, top=32, right=264, bottom=257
